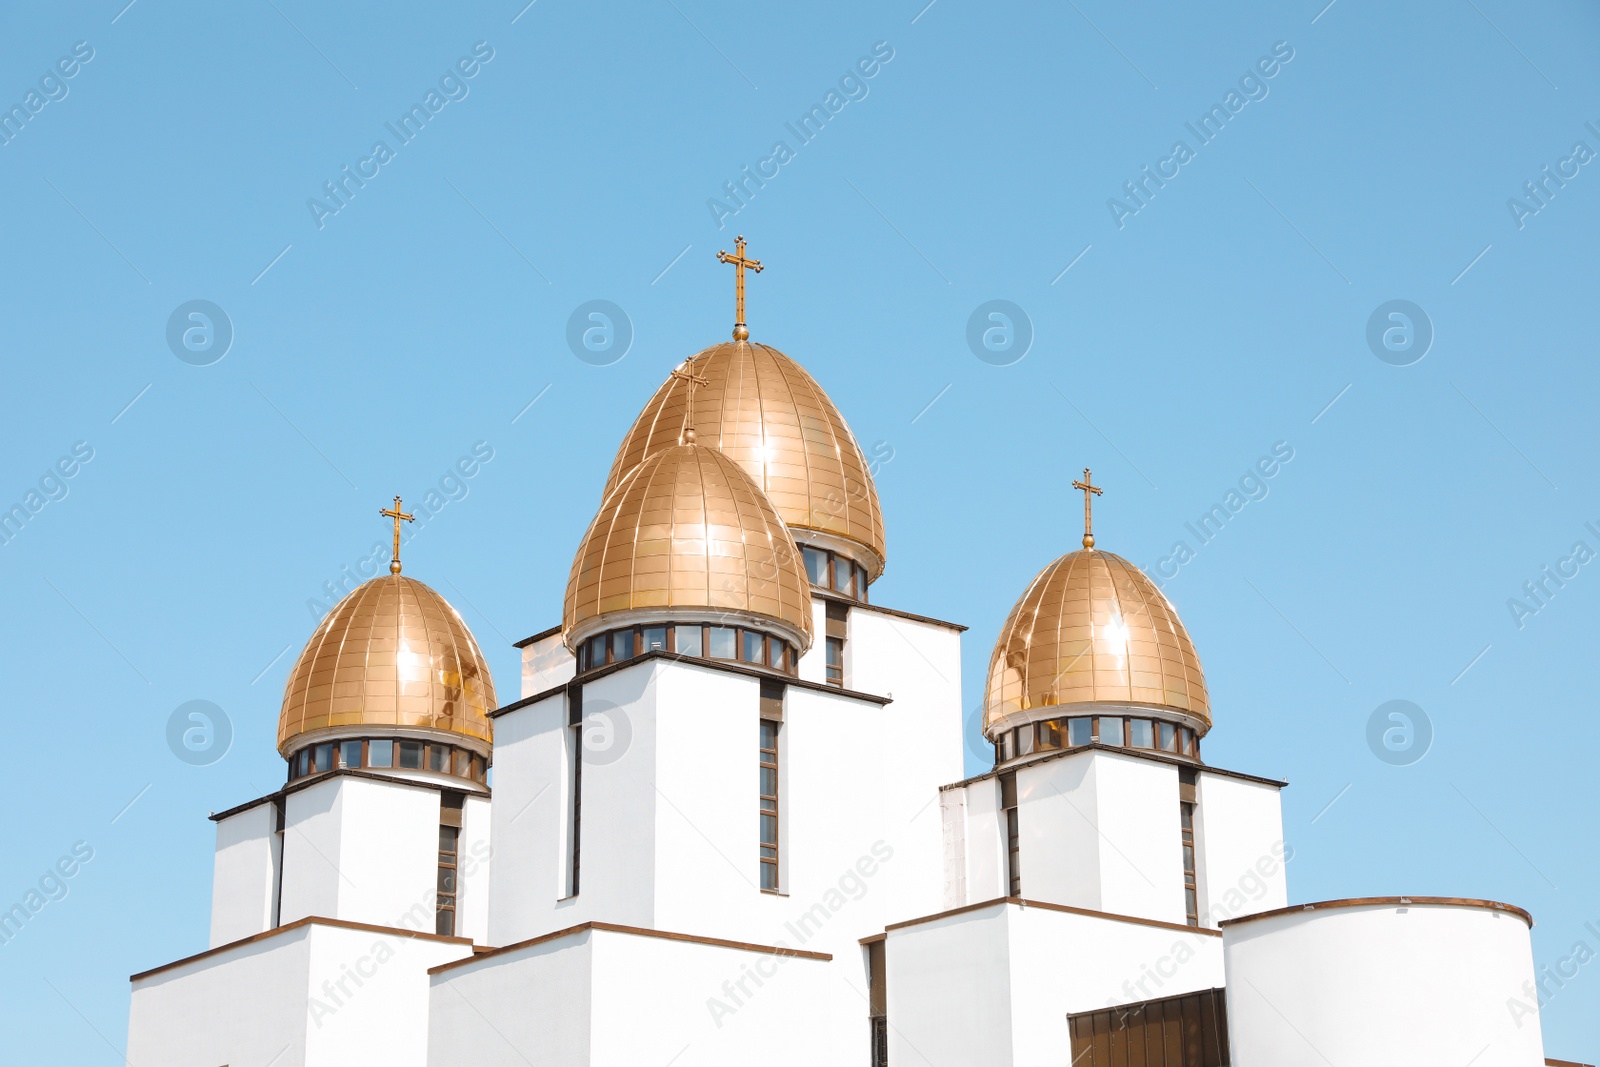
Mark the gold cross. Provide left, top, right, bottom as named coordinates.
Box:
left=379, top=495, right=415, bottom=574
left=1072, top=468, right=1103, bottom=549
left=716, top=235, right=763, bottom=341
left=670, top=363, right=711, bottom=444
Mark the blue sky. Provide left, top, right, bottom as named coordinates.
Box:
left=2, top=0, right=1597, bottom=1059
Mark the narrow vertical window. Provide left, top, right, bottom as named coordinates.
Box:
left=759, top=720, right=780, bottom=890
left=567, top=686, right=583, bottom=898
left=437, top=824, right=459, bottom=935
left=1001, top=773, right=1020, bottom=896
left=1181, top=801, right=1198, bottom=927
left=825, top=637, right=844, bottom=686
left=824, top=601, right=848, bottom=687
left=867, top=938, right=888, bottom=1065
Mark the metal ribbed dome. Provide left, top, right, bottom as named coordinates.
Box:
left=277, top=575, right=496, bottom=755
left=602, top=341, right=887, bottom=579
left=983, top=549, right=1209, bottom=734
left=565, top=443, right=814, bottom=651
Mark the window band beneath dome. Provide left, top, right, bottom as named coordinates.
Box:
left=288, top=737, right=488, bottom=785
left=996, top=713, right=1200, bottom=766
left=575, top=620, right=797, bottom=677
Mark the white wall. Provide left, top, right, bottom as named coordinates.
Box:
left=458, top=794, right=493, bottom=944
left=884, top=901, right=1225, bottom=1067
left=1193, top=772, right=1287, bottom=927
left=428, top=926, right=843, bottom=1066
left=129, top=921, right=471, bottom=1067
left=486, top=691, right=568, bottom=947
left=210, top=800, right=280, bottom=947
left=523, top=630, right=575, bottom=698
left=280, top=776, right=442, bottom=931
left=1224, top=902, right=1545, bottom=1067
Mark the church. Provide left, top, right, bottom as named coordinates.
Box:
left=127, top=240, right=1561, bottom=1065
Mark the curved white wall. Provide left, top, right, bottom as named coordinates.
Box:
left=1223, top=900, right=1544, bottom=1067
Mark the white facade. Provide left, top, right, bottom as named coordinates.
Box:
left=1223, top=900, right=1546, bottom=1066
left=130, top=496, right=1560, bottom=1062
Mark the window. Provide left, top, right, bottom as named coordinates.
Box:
left=437, top=825, right=459, bottom=936
left=1180, top=728, right=1195, bottom=757
left=1160, top=722, right=1179, bottom=753
left=313, top=743, right=333, bottom=773
left=454, top=749, right=472, bottom=777
left=399, top=741, right=425, bottom=769
left=1181, top=801, right=1198, bottom=926
left=1002, top=773, right=1020, bottom=896
left=856, top=564, right=870, bottom=604
left=368, top=740, right=394, bottom=768
left=674, top=624, right=703, bottom=656
left=587, top=633, right=607, bottom=668
left=429, top=744, right=449, bottom=773
left=1129, top=719, right=1154, bottom=749
left=338, top=740, right=362, bottom=768
left=569, top=705, right=583, bottom=897
left=832, top=556, right=854, bottom=596
left=743, top=630, right=766, bottom=664
left=709, top=626, right=737, bottom=659
left=1037, top=720, right=1061, bottom=751
left=611, top=629, right=635, bottom=662
left=803, top=547, right=829, bottom=586
left=1067, top=717, right=1093, bottom=747
left=760, top=721, right=780, bottom=890
left=767, top=639, right=786, bottom=670
left=1015, top=725, right=1035, bottom=757
left=642, top=626, right=668, bottom=653
left=1099, top=716, right=1124, bottom=746
left=825, top=637, right=844, bottom=687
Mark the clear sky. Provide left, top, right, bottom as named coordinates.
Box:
left=2, top=0, right=1597, bottom=1060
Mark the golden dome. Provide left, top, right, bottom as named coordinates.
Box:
left=983, top=549, right=1210, bottom=735
left=565, top=442, right=814, bottom=650
left=603, top=341, right=887, bottom=578
left=277, top=575, right=497, bottom=755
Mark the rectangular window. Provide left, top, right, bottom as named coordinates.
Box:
left=825, top=636, right=844, bottom=686
left=709, top=626, right=737, bottom=659
left=1128, top=718, right=1154, bottom=749
left=436, top=825, right=459, bottom=936
left=768, top=639, right=786, bottom=670
left=569, top=719, right=582, bottom=897
left=674, top=624, right=704, bottom=656
left=856, top=564, right=870, bottom=604
left=1016, top=725, right=1035, bottom=757
left=313, top=743, right=333, bottom=773
left=803, top=547, right=829, bottom=587
left=1002, top=772, right=1020, bottom=897
left=1067, top=717, right=1093, bottom=747
left=743, top=629, right=766, bottom=664
left=453, top=749, right=472, bottom=777
left=832, top=556, right=854, bottom=596
left=1037, top=720, right=1060, bottom=751
left=611, top=629, right=635, bottom=662
left=1099, top=716, right=1125, bottom=746
left=642, top=626, right=668, bottom=653
left=1160, top=721, right=1179, bottom=753
left=399, top=741, right=425, bottom=769
left=760, top=721, right=780, bottom=891
left=368, top=739, right=394, bottom=768
left=1181, top=801, right=1198, bottom=927
left=339, top=740, right=362, bottom=769
left=588, top=633, right=607, bottom=667
left=429, top=744, right=450, bottom=773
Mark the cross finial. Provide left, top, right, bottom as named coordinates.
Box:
left=379, top=495, right=415, bottom=574
left=1071, top=468, right=1103, bottom=549
left=715, top=235, right=763, bottom=341
left=670, top=362, right=711, bottom=444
